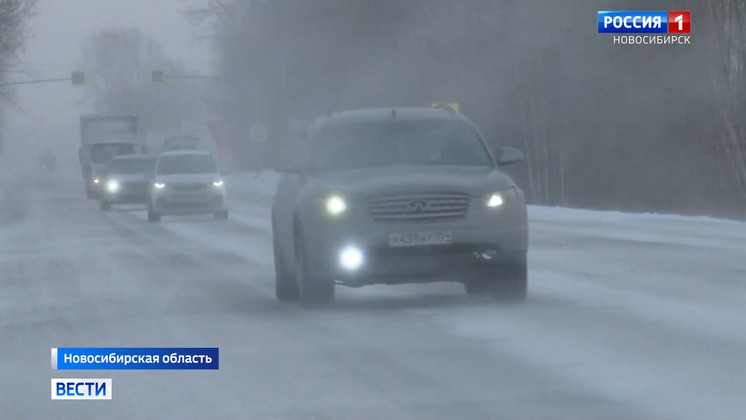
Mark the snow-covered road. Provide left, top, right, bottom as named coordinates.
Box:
left=2, top=166, right=745, bottom=419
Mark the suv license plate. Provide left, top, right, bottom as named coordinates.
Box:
left=389, top=231, right=453, bottom=247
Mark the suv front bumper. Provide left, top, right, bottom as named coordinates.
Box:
left=297, top=203, right=528, bottom=286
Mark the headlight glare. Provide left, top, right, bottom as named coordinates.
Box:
left=154, top=182, right=166, bottom=189
left=486, top=194, right=504, bottom=208
left=213, top=179, right=224, bottom=187
left=325, top=195, right=347, bottom=215
left=339, top=246, right=364, bottom=271
left=485, top=188, right=517, bottom=208
left=106, top=180, right=120, bottom=193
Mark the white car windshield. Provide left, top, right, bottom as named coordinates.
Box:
left=308, top=119, right=493, bottom=172
left=157, top=155, right=217, bottom=175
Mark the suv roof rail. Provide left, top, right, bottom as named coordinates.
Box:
left=431, top=102, right=459, bottom=113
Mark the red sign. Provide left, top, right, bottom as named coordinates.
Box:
left=668, top=11, right=690, bottom=34
left=206, top=120, right=228, bottom=150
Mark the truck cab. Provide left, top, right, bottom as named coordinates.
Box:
left=79, top=114, right=143, bottom=198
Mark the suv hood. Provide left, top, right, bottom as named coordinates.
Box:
left=308, top=165, right=515, bottom=197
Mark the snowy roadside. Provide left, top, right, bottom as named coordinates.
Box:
left=222, top=170, right=746, bottom=232
left=0, top=154, right=28, bottom=227
left=224, top=170, right=281, bottom=203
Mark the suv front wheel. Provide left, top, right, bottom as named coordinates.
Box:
left=465, top=253, right=527, bottom=302
left=273, top=223, right=299, bottom=302
left=147, top=207, right=161, bottom=222
left=294, top=232, right=334, bottom=305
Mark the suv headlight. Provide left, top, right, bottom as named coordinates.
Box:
left=213, top=179, right=224, bottom=187
left=325, top=195, right=347, bottom=216
left=484, top=187, right=517, bottom=208
left=154, top=182, right=166, bottom=189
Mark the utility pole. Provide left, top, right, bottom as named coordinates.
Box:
left=0, top=77, right=70, bottom=86
left=0, top=72, right=85, bottom=154
left=151, top=70, right=219, bottom=82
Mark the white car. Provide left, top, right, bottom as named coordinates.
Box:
left=148, top=150, right=228, bottom=222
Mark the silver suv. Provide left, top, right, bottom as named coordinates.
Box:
left=272, top=108, right=528, bottom=304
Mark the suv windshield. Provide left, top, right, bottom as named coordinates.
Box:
left=107, top=158, right=155, bottom=175
left=90, top=143, right=136, bottom=164
left=157, top=155, right=217, bottom=175
left=308, top=119, right=493, bottom=172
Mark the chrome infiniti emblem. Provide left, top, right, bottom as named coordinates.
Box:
left=407, top=200, right=430, bottom=212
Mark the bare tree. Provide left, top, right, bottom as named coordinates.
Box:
left=80, top=27, right=204, bottom=135
left=187, top=0, right=746, bottom=218
left=0, top=0, right=34, bottom=94
left=699, top=0, right=746, bottom=204
left=0, top=0, right=35, bottom=152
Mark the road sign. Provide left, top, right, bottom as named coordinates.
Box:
left=71, top=72, right=85, bottom=85
left=152, top=70, right=164, bottom=83
left=432, top=102, right=460, bottom=113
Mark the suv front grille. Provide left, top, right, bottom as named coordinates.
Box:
left=171, top=183, right=208, bottom=191
left=368, top=192, right=469, bottom=222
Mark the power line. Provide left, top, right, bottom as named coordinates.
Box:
left=0, top=78, right=71, bottom=87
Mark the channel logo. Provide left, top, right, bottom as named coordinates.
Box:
left=51, top=378, right=112, bottom=400
left=598, top=11, right=690, bottom=33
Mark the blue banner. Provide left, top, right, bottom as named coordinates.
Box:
left=51, top=347, right=219, bottom=370
left=598, top=11, right=669, bottom=33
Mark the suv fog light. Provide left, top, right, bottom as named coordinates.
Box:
left=339, top=246, right=364, bottom=271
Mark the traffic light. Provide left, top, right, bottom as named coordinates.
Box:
left=152, top=70, right=164, bottom=83
left=71, top=72, right=85, bottom=85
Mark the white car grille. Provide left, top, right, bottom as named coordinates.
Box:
left=368, top=192, right=469, bottom=222
left=171, top=182, right=209, bottom=191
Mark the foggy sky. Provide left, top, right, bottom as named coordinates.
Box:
left=4, top=0, right=211, bottom=145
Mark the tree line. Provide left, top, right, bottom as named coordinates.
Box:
left=188, top=0, right=745, bottom=219
left=0, top=0, right=35, bottom=153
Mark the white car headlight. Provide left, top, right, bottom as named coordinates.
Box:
left=325, top=195, right=347, bottom=216
left=154, top=182, right=166, bottom=189
left=93, top=178, right=100, bottom=185
left=213, top=179, right=224, bottom=187
left=106, top=180, right=120, bottom=193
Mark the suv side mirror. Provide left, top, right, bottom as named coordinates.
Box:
left=496, top=147, right=523, bottom=166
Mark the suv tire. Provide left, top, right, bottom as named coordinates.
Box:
left=273, top=224, right=299, bottom=302
left=465, top=253, right=527, bottom=302
left=295, top=232, right=334, bottom=305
